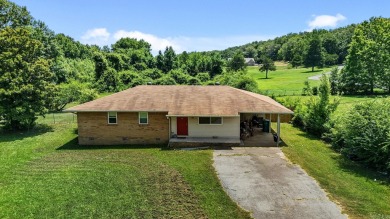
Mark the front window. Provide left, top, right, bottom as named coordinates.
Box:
left=139, top=112, right=148, bottom=124
left=199, top=117, right=222, bottom=125
left=108, top=112, right=117, bottom=124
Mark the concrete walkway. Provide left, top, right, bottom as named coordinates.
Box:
left=213, top=147, right=347, bottom=219
left=308, top=65, right=343, bottom=80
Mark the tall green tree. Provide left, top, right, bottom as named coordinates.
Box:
left=0, top=27, right=55, bottom=130
left=0, top=0, right=32, bottom=28
left=227, top=51, right=246, bottom=72
left=304, top=34, right=324, bottom=72
left=156, top=47, right=177, bottom=73
left=341, top=17, right=390, bottom=94
left=162, top=46, right=177, bottom=73
left=258, top=56, right=276, bottom=79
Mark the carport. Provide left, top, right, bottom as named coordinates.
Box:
left=240, top=112, right=293, bottom=147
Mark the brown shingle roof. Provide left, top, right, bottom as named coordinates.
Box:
left=65, top=85, right=293, bottom=116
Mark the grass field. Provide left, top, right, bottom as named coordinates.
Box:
left=275, top=123, right=390, bottom=218
left=0, top=115, right=250, bottom=218
left=276, top=95, right=390, bottom=116
left=247, top=65, right=332, bottom=96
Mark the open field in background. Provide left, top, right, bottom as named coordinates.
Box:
left=247, top=65, right=332, bottom=96
left=0, top=115, right=250, bottom=219
left=275, top=123, right=390, bottom=218
left=276, top=95, right=390, bottom=117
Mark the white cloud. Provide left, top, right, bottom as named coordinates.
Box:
left=307, top=14, right=346, bottom=31
left=79, top=28, right=273, bottom=55
left=80, top=28, right=110, bottom=46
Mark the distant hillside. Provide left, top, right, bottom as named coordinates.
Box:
left=219, top=24, right=357, bottom=66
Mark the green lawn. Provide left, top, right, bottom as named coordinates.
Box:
left=247, top=66, right=332, bottom=96
left=276, top=123, right=390, bottom=218
left=276, top=95, right=389, bottom=116
left=0, top=115, right=250, bottom=218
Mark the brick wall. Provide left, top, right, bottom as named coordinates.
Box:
left=77, top=112, right=169, bottom=145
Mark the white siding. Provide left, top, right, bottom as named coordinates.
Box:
left=189, top=117, right=240, bottom=138
left=170, top=117, right=177, bottom=134
left=170, top=116, right=240, bottom=139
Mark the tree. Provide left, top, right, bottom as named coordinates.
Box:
left=209, top=53, right=224, bottom=77
left=156, top=47, right=177, bottom=73
left=0, top=0, right=32, bottom=28
left=304, top=34, right=324, bottom=72
left=302, top=74, right=339, bottom=136
left=341, top=17, right=390, bottom=94
left=51, top=81, right=97, bottom=111
left=92, top=52, right=108, bottom=80
left=227, top=51, right=246, bottom=72
left=96, top=68, right=122, bottom=92
left=112, top=37, right=151, bottom=52
left=258, top=56, right=276, bottom=79
left=0, top=27, right=55, bottom=130
left=162, top=46, right=177, bottom=73
left=329, top=67, right=340, bottom=95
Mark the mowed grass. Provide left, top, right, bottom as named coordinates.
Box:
left=247, top=65, right=332, bottom=96
left=276, top=95, right=389, bottom=116
left=276, top=123, right=390, bottom=218
left=0, top=114, right=250, bottom=218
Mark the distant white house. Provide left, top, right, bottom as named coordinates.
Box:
left=244, top=58, right=256, bottom=66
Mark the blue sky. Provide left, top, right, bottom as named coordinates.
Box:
left=12, top=0, right=390, bottom=54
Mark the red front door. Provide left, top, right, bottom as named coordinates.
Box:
left=177, top=117, right=188, bottom=136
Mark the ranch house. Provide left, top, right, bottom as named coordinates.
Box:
left=65, top=85, right=293, bottom=147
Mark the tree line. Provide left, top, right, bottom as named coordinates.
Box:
left=222, top=25, right=356, bottom=69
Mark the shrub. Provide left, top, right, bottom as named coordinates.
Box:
left=235, top=76, right=259, bottom=92
left=330, top=66, right=340, bottom=95
left=168, top=69, right=189, bottom=84
left=302, top=80, right=312, bottom=96
left=196, top=72, right=210, bottom=82
left=303, top=74, right=339, bottom=136
left=188, top=77, right=201, bottom=85
left=312, top=86, right=318, bottom=95
left=329, top=98, right=390, bottom=172
left=141, top=68, right=163, bottom=80
left=154, top=75, right=176, bottom=85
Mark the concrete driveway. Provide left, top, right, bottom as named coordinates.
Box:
left=213, top=147, right=347, bottom=219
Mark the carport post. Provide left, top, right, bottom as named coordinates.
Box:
left=269, top=114, right=272, bottom=133
left=277, top=114, right=280, bottom=147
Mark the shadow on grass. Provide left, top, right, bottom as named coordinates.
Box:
left=336, top=155, right=390, bottom=185
left=56, top=138, right=166, bottom=151
left=301, top=70, right=324, bottom=73
left=295, top=131, right=390, bottom=185
left=0, top=124, right=54, bottom=143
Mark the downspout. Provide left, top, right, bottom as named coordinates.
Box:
left=277, top=114, right=281, bottom=147
left=168, top=116, right=171, bottom=147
